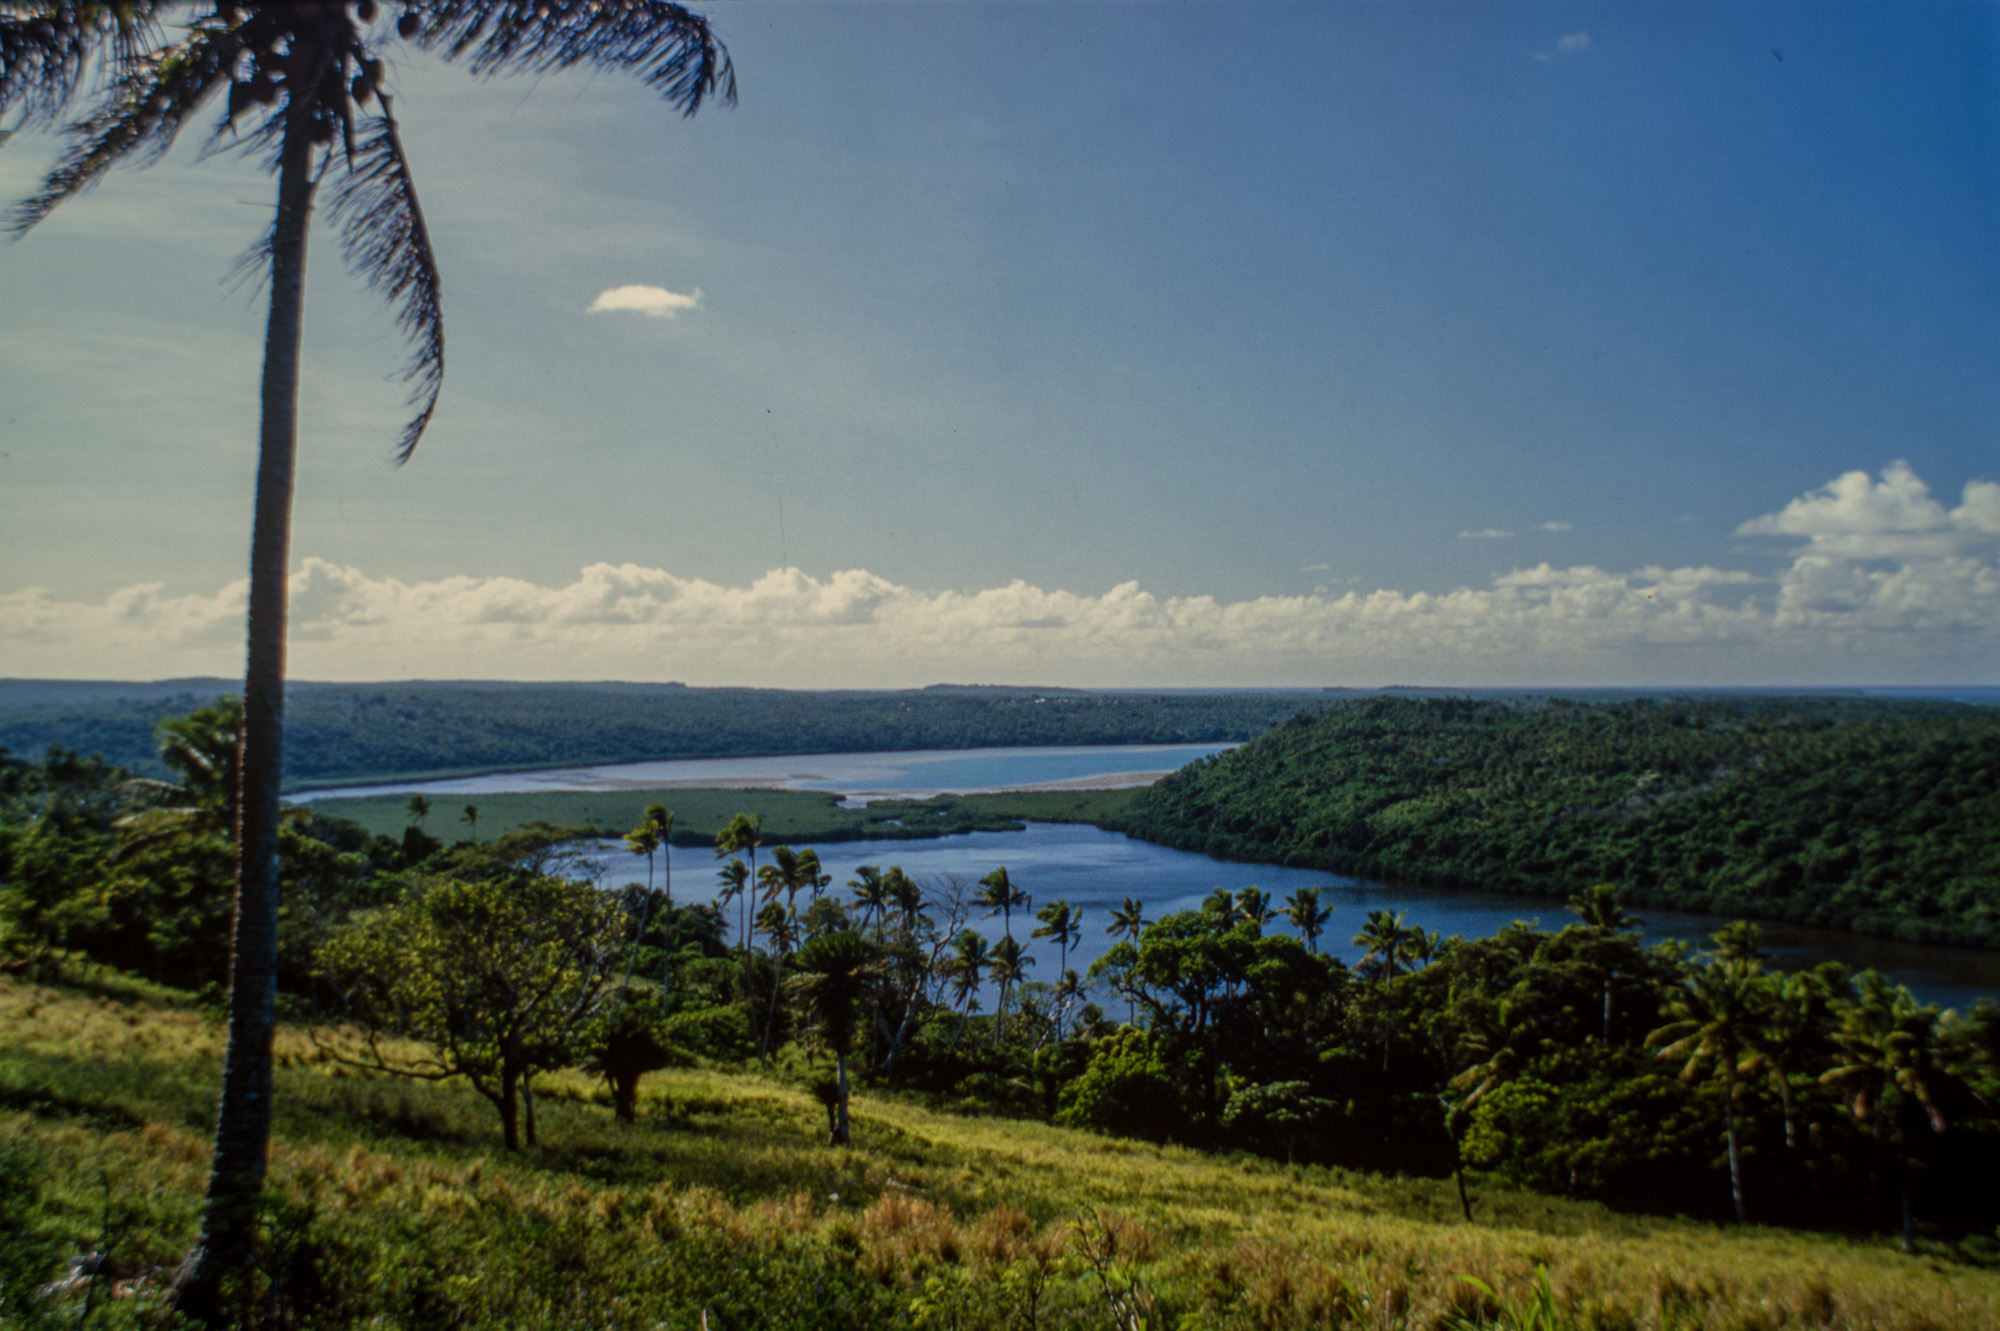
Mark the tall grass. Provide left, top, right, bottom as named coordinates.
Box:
left=3, top=974, right=1994, bottom=1329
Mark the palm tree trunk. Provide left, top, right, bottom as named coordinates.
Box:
left=1899, top=1154, right=1917, bottom=1254
left=1724, top=1079, right=1749, bottom=1225
left=832, top=1051, right=851, bottom=1146
left=661, top=847, right=673, bottom=1009
left=177, top=111, right=316, bottom=1323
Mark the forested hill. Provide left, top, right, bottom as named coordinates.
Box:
left=0, top=681, right=1320, bottom=787
left=1117, top=695, right=2000, bottom=947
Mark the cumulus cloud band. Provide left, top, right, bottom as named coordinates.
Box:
left=3, top=466, right=1995, bottom=686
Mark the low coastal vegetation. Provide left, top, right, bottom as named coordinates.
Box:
left=1121, top=695, right=2000, bottom=947
left=302, top=786, right=1143, bottom=846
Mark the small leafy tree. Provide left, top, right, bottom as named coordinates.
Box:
left=319, top=873, right=625, bottom=1150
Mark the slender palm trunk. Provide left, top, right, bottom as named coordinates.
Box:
left=831, top=1051, right=851, bottom=1146
left=1724, top=1075, right=1748, bottom=1225
left=177, top=114, right=315, bottom=1322
left=660, top=847, right=673, bottom=1008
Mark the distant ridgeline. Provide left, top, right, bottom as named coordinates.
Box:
left=0, top=680, right=1318, bottom=788
left=1116, top=695, right=2000, bottom=947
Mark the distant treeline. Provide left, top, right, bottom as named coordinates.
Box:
left=1117, top=695, right=2000, bottom=947
left=0, top=681, right=1318, bottom=788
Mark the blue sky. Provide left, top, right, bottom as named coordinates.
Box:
left=2, top=1, right=1996, bottom=685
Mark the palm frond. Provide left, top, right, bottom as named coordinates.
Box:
left=414, top=0, right=734, bottom=115
left=0, top=1, right=166, bottom=130
left=324, top=95, right=443, bottom=463
left=6, top=16, right=240, bottom=236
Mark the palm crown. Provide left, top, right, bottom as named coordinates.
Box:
left=4, top=1, right=733, bottom=458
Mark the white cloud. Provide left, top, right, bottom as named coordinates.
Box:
left=4, top=465, right=1995, bottom=686
left=585, top=284, right=702, bottom=319
left=1537, top=31, right=1592, bottom=61
left=1459, top=528, right=1514, bottom=540
left=1540, top=521, right=1574, bottom=532
left=1301, top=562, right=1332, bottom=573
left=1735, top=460, right=2000, bottom=561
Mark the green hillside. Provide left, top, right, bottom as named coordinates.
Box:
left=1117, top=695, right=2000, bottom=946
left=5, top=973, right=1993, bottom=1330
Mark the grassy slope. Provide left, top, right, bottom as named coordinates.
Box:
left=4, top=975, right=1993, bottom=1330
left=303, top=787, right=1144, bottom=844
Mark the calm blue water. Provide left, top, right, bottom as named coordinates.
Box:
left=589, top=822, right=2000, bottom=1012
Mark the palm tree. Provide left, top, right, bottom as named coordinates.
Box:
left=1281, top=886, right=1331, bottom=954
left=1822, top=972, right=1961, bottom=1250
left=977, top=866, right=1029, bottom=940
left=643, top=803, right=675, bottom=905
left=1354, top=909, right=1414, bottom=979
left=715, top=858, right=750, bottom=951
left=404, top=793, right=430, bottom=831
left=989, top=932, right=1033, bottom=1046
left=1649, top=958, right=1765, bottom=1225
left=849, top=865, right=890, bottom=934
left=639, top=804, right=676, bottom=1002
left=1107, top=897, right=1148, bottom=945
left=797, top=847, right=830, bottom=904
left=1711, top=920, right=1764, bottom=963
left=945, top=928, right=990, bottom=1015
left=116, top=696, right=242, bottom=849
left=714, top=812, right=763, bottom=951
left=789, top=932, right=881, bottom=1145
left=1740, top=965, right=1841, bottom=1153
left=624, top=822, right=661, bottom=893
left=1569, top=882, right=1644, bottom=1039
left=884, top=865, right=923, bottom=932
left=6, top=7, right=731, bottom=1308
left=1033, top=899, right=1082, bottom=975
left=1567, top=882, right=1641, bottom=932
left=460, top=803, right=480, bottom=843
left=1236, top=887, right=1274, bottom=930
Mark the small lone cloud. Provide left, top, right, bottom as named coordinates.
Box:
left=1540, top=521, right=1574, bottom=532
left=1459, top=528, right=1515, bottom=540
left=1536, top=31, right=1591, bottom=61
left=587, top=284, right=702, bottom=319
left=1302, top=562, right=1332, bottom=573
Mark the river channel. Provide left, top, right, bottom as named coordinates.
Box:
left=300, top=744, right=2000, bottom=1010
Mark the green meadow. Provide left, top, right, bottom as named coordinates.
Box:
left=6, top=969, right=1995, bottom=1331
